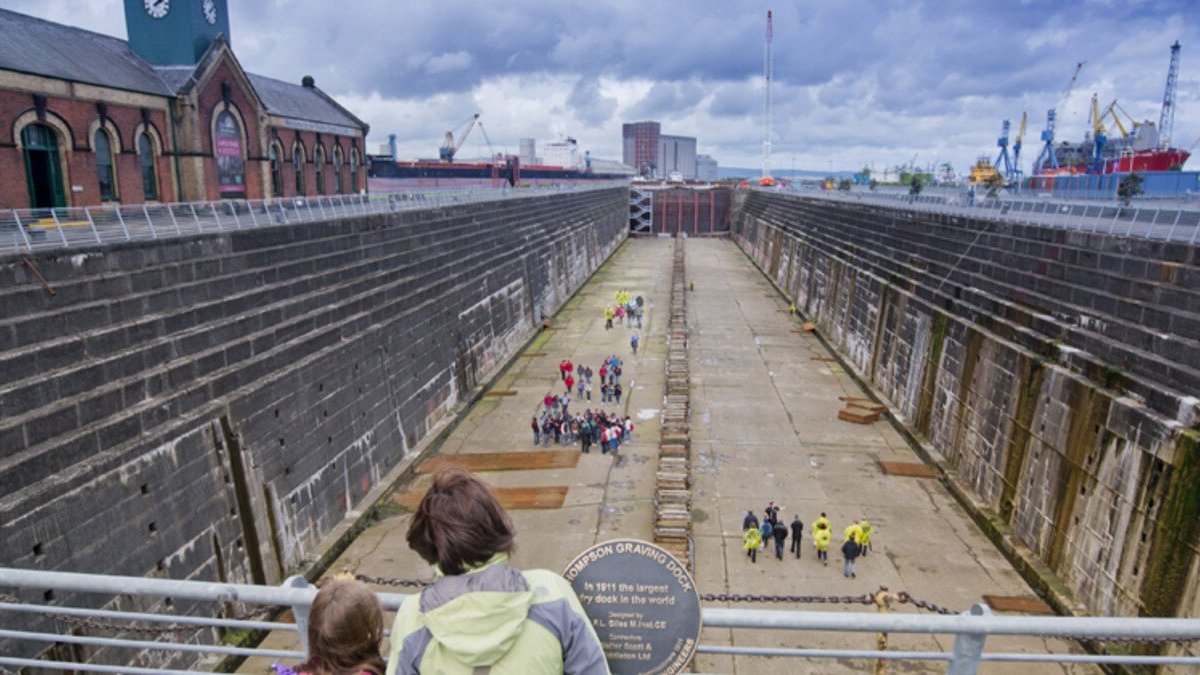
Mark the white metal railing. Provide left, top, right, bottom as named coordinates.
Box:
left=772, top=186, right=1200, bottom=243
left=1, top=183, right=628, bottom=255
left=2, top=567, right=1199, bottom=673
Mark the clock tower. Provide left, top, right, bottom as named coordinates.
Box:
left=124, top=0, right=231, bottom=65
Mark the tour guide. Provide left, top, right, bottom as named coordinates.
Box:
left=386, top=468, right=609, bottom=674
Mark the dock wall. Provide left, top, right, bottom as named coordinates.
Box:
left=0, top=188, right=628, bottom=598
left=732, top=190, right=1200, bottom=622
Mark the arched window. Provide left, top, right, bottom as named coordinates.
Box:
left=269, top=142, right=284, bottom=197
left=293, top=143, right=305, bottom=196
left=94, top=129, right=117, bottom=202
left=21, top=123, right=67, bottom=209
left=314, top=145, right=325, bottom=195
left=138, top=132, right=159, bottom=201
left=349, top=146, right=360, bottom=194
left=332, top=146, right=344, bottom=194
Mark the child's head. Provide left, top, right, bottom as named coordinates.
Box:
left=300, top=578, right=386, bottom=675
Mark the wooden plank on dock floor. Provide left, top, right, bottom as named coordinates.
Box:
left=417, top=451, right=581, bottom=473
left=982, top=595, right=1054, bottom=614
left=394, top=486, right=568, bottom=511
left=518, top=352, right=547, bottom=357
left=482, top=390, right=519, bottom=397
left=877, top=461, right=941, bottom=479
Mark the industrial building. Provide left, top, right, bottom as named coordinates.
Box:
left=696, top=154, right=719, bottom=181
left=0, top=0, right=368, bottom=210
left=622, top=120, right=711, bottom=180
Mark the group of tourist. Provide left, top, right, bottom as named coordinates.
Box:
left=742, top=504, right=875, bottom=578
left=553, top=355, right=626, bottom=404
left=532, top=409, right=634, bottom=455
left=604, top=290, right=645, bottom=330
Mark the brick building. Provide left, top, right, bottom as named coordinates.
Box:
left=622, top=121, right=660, bottom=177
left=0, top=0, right=368, bottom=210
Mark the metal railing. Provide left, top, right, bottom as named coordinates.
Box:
left=1, top=183, right=627, bottom=255
left=2, top=567, right=1199, bottom=673
left=778, top=187, right=1200, bottom=243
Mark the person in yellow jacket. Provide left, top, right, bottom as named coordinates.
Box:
left=812, top=521, right=831, bottom=566
left=858, top=518, right=874, bottom=556
left=603, top=306, right=614, bottom=330
left=811, top=512, right=830, bottom=538
left=743, top=526, right=762, bottom=564
left=387, top=469, right=608, bottom=674
left=843, top=520, right=863, bottom=545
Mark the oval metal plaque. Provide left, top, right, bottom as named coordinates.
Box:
left=563, top=539, right=701, bottom=674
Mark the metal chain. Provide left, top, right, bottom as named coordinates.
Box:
left=354, top=573, right=432, bottom=588
left=0, top=593, right=276, bottom=636
left=699, top=592, right=876, bottom=607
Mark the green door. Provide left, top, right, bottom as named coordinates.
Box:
left=22, top=123, right=66, bottom=209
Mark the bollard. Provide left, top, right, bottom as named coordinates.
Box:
left=873, top=585, right=898, bottom=675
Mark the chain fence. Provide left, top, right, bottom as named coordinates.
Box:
left=0, top=182, right=627, bottom=255
left=775, top=185, right=1200, bottom=243
left=2, top=566, right=1200, bottom=673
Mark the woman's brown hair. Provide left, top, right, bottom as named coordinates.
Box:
left=406, top=468, right=515, bottom=575
left=295, top=578, right=386, bottom=675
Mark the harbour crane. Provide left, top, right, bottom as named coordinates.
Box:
left=1011, top=112, right=1027, bottom=184
left=760, top=9, right=774, bottom=185
left=1089, top=94, right=1109, bottom=173
left=1158, top=41, right=1181, bottom=148
left=439, top=113, right=481, bottom=162
left=1034, top=61, right=1086, bottom=174
left=994, top=119, right=1013, bottom=181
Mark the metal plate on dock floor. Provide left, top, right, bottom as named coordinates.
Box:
left=877, top=461, right=941, bottom=479
left=982, top=595, right=1054, bottom=614
left=418, top=451, right=581, bottom=473
left=394, top=486, right=568, bottom=510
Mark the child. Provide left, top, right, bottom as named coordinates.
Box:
left=276, top=578, right=385, bottom=675
left=758, top=520, right=772, bottom=552
left=744, top=525, right=762, bottom=563
left=813, top=521, right=831, bottom=567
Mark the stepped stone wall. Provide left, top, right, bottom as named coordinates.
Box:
left=732, top=190, right=1200, bottom=623
left=0, top=188, right=628, bottom=600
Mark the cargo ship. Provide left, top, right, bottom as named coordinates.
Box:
left=367, top=133, right=633, bottom=191
left=367, top=156, right=632, bottom=191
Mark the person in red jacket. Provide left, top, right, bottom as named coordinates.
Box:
left=564, top=373, right=575, bottom=395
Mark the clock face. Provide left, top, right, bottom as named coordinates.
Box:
left=143, top=0, right=170, bottom=19
left=202, top=0, right=218, bottom=25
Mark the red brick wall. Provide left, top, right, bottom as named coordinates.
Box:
left=276, top=129, right=362, bottom=199
left=0, top=87, right=173, bottom=208
left=194, top=61, right=264, bottom=201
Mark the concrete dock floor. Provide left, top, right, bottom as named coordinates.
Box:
left=241, top=237, right=1096, bottom=674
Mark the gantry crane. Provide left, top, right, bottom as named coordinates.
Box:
left=994, top=119, right=1013, bottom=181
left=439, top=113, right=481, bottom=162
left=1034, top=61, right=1086, bottom=174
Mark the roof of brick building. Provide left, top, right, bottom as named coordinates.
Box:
left=0, top=8, right=365, bottom=132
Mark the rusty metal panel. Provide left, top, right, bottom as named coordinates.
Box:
left=982, top=595, right=1054, bottom=614
left=394, top=486, right=568, bottom=510
left=417, top=451, right=581, bottom=473
left=877, top=461, right=941, bottom=479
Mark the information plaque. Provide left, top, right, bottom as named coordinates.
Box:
left=563, top=539, right=701, bottom=674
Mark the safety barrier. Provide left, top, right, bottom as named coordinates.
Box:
left=2, top=567, right=1200, bottom=673
left=1, top=183, right=628, bottom=254
left=786, top=187, right=1200, bottom=243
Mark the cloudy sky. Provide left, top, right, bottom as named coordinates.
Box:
left=5, top=0, right=1198, bottom=175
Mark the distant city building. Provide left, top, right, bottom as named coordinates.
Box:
left=622, top=121, right=661, bottom=177
left=659, top=135, right=697, bottom=180
left=542, top=137, right=581, bottom=168
left=696, top=154, right=718, bottom=181
left=0, top=1, right=368, bottom=209
left=518, top=138, right=537, bottom=166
